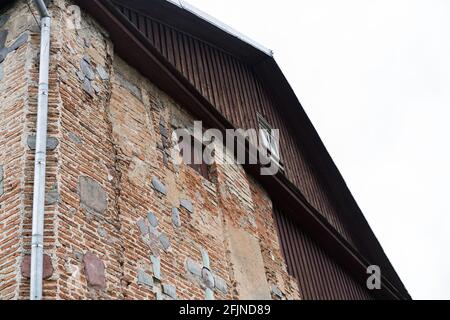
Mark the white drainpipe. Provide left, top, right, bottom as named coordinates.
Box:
left=30, top=0, right=51, bottom=301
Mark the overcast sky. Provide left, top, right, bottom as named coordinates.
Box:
left=185, top=0, right=450, bottom=300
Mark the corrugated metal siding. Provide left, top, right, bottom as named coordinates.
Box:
left=115, top=5, right=355, bottom=244
left=273, top=206, right=373, bottom=300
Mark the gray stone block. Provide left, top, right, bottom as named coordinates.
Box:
left=162, top=283, right=177, bottom=299
left=214, top=275, right=228, bottom=294
left=96, top=65, right=109, bottom=80
left=147, top=211, right=158, bottom=227
left=151, top=176, right=167, bottom=195
left=149, top=225, right=160, bottom=237
left=137, top=269, right=154, bottom=288
left=45, top=184, right=59, bottom=205
left=137, top=219, right=148, bottom=236
left=180, top=199, right=194, bottom=214
left=151, top=255, right=161, bottom=280
left=82, top=78, right=94, bottom=96
left=78, top=176, right=108, bottom=213
left=161, top=136, right=169, bottom=149
left=271, top=285, right=284, bottom=298
left=82, top=54, right=91, bottom=64
left=0, top=31, right=28, bottom=64
left=186, top=258, right=202, bottom=277
left=76, top=70, right=85, bottom=81
left=68, top=132, right=83, bottom=144
left=201, top=267, right=215, bottom=289
left=80, top=58, right=95, bottom=80
left=201, top=248, right=210, bottom=268
left=159, top=124, right=169, bottom=138
left=205, top=288, right=215, bottom=301
left=172, top=207, right=181, bottom=228
left=8, top=33, right=28, bottom=52
left=0, top=15, right=10, bottom=29
left=159, top=233, right=170, bottom=251
left=27, top=135, right=59, bottom=151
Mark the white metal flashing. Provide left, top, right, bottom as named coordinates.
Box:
left=166, top=0, right=274, bottom=57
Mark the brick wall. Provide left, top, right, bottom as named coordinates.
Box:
left=0, top=0, right=300, bottom=300
left=0, top=1, right=39, bottom=300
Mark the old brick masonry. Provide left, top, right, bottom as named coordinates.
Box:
left=0, top=0, right=300, bottom=300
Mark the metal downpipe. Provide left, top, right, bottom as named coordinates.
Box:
left=30, top=0, right=51, bottom=301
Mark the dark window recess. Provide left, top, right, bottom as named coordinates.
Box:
left=181, top=136, right=210, bottom=180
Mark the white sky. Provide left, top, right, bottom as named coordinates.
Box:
left=185, top=0, right=450, bottom=300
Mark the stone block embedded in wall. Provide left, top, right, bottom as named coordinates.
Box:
left=162, top=283, right=177, bottom=299
left=151, top=176, right=167, bottom=195
left=137, top=218, right=149, bottom=236
left=214, top=275, right=228, bottom=295
left=172, top=207, right=181, bottom=228
left=27, top=135, right=59, bottom=151
left=96, top=65, right=109, bottom=81
left=137, top=269, right=154, bottom=288
left=180, top=198, right=194, bottom=214
left=21, top=254, right=53, bottom=279
left=45, top=183, right=59, bottom=205
left=68, top=132, right=83, bottom=145
left=186, top=258, right=202, bottom=277
left=80, top=57, right=95, bottom=80
left=147, top=211, right=158, bottom=227
left=201, top=267, right=215, bottom=289
left=151, top=255, right=161, bottom=281
left=82, top=78, right=94, bottom=97
left=78, top=176, right=108, bottom=213
left=159, top=233, right=171, bottom=251
left=83, top=253, right=106, bottom=290
left=0, top=15, right=10, bottom=29
left=271, top=285, right=284, bottom=299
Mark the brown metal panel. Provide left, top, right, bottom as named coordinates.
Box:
left=238, top=63, right=258, bottom=145
left=201, top=43, right=219, bottom=112
left=165, top=25, right=175, bottom=66
left=273, top=206, right=373, bottom=300
left=228, top=57, right=245, bottom=128
left=151, top=20, right=161, bottom=53
left=277, top=209, right=303, bottom=294
left=199, top=42, right=214, bottom=107
left=207, top=46, right=225, bottom=112
left=217, top=50, right=236, bottom=123
left=191, top=39, right=206, bottom=98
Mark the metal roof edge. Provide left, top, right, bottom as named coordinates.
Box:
left=166, top=0, right=274, bottom=57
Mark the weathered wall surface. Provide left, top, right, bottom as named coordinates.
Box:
left=0, top=1, right=40, bottom=300
left=116, top=4, right=356, bottom=245
left=0, top=0, right=299, bottom=300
